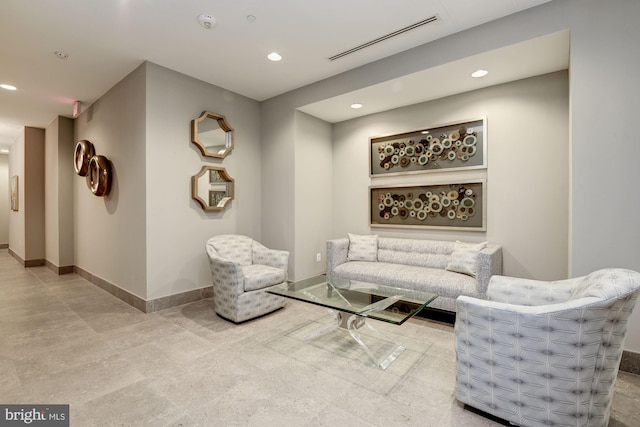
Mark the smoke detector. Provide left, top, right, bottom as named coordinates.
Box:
left=198, top=14, right=217, bottom=29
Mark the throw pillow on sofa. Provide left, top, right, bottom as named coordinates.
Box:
left=446, top=241, right=487, bottom=277
left=347, top=233, right=378, bottom=262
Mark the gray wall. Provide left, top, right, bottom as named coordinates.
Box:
left=24, top=127, right=45, bottom=261
left=568, top=0, right=640, bottom=276
left=332, top=72, right=569, bottom=280
left=294, top=111, right=333, bottom=280
left=67, top=61, right=264, bottom=303
left=260, top=0, right=640, bottom=351
left=74, top=64, right=148, bottom=299
left=9, top=127, right=45, bottom=261
left=145, top=63, right=263, bottom=300
left=8, top=132, right=25, bottom=257
left=260, top=99, right=296, bottom=275
left=0, top=154, right=8, bottom=245
left=45, top=116, right=74, bottom=268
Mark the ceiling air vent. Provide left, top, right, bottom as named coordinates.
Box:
left=328, top=16, right=438, bottom=61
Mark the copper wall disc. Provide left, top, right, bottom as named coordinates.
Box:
left=88, top=155, right=112, bottom=197
left=74, top=140, right=95, bottom=176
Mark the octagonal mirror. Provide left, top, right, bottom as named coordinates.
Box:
left=191, top=166, right=234, bottom=211
left=191, top=111, right=234, bottom=159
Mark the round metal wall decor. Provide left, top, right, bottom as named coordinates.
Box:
left=73, top=140, right=113, bottom=197
left=87, top=155, right=112, bottom=197
left=73, top=140, right=95, bottom=176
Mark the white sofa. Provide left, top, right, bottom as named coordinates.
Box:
left=326, top=235, right=502, bottom=312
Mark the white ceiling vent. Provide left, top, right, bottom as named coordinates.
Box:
left=328, top=16, right=438, bottom=61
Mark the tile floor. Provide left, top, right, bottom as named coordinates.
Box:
left=1, top=249, right=639, bottom=426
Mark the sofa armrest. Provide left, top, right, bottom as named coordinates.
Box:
left=486, top=275, right=580, bottom=305
left=326, top=238, right=349, bottom=279
left=475, top=245, right=503, bottom=295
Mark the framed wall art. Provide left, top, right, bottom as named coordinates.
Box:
left=370, top=117, right=486, bottom=177
left=369, top=180, right=486, bottom=231
left=10, top=175, right=18, bottom=211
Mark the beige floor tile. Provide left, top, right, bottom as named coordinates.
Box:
left=0, top=309, right=82, bottom=337
left=189, top=380, right=368, bottom=427
left=99, top=315, right=186, bottom=352
left=150, top=350, right=261, bottom=412
left=0, top=293, right=67, bottom=319
left=70, top=300, right=149, bottom=333
left=27, top=267, right=81, bottom=284
left=148, top=330, right=218, bottom=363
left=1, top=318, right=98, bottom=359
left=45, top=279, right=113, bottom=302
left=120, top=341, right=189, bottom=380
left=72, top=379, right=185, bottom=427
left=161, top=415, right=199, bottom=427
left=13, top=334, right=116, bottom=383
left=0, top=358, right=23, bottom=403
left=21, top=354, right=144, bottom=406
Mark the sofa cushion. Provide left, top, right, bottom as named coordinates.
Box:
left=241, top=264, right=286, bottom=291
left=377, top=238, right=454, bottom=269
left=445, top=241, right=487, bottom=277
left=347, top=233, right=378, bottom=262
left=332, top=261, right=481, bottom=300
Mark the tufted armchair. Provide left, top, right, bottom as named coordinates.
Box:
left=206, top=235, right=288, bottom=323
left=455, top=268, right=640, bottom=427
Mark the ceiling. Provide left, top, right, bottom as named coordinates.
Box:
left=300, top=30, right=569, bottom=123
left=0, top=0, right=555, bottom=150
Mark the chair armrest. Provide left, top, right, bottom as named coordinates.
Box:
left=326, top=238, right=349, bottom=279
left=206, top=244, right=244, bottom=295
left=253, top=246, right=289, bottom=277
left=486, top=275, right=580, bottom=305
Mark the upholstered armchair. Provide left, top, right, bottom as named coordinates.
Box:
left=205, top=235, right=288, bottom=323
left=455, top=268, right=640, bottom=427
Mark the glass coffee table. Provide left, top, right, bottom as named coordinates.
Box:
left=267, top=278, right=437, bottom=369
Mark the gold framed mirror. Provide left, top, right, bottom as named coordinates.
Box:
left=191, top=166, right=234, bottom=211
left=191, top=111, right=234, bottom=159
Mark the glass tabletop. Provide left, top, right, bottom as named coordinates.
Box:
left=267, top=277, right=437, bottom=325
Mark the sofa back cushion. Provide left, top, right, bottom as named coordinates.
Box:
left=377, top=238, right=454, bottom=269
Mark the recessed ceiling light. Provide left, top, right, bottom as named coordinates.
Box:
left=54, top=51, right=69, bottom=59
left=0, top=84, right=17, bottom=91
left=471, top=69, right=488, bottom=78
left=267, top=52, right=282, bottom=62
left=247, top=15, right=256, bottom=22
left=350, top=103, right=363, bottom=109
